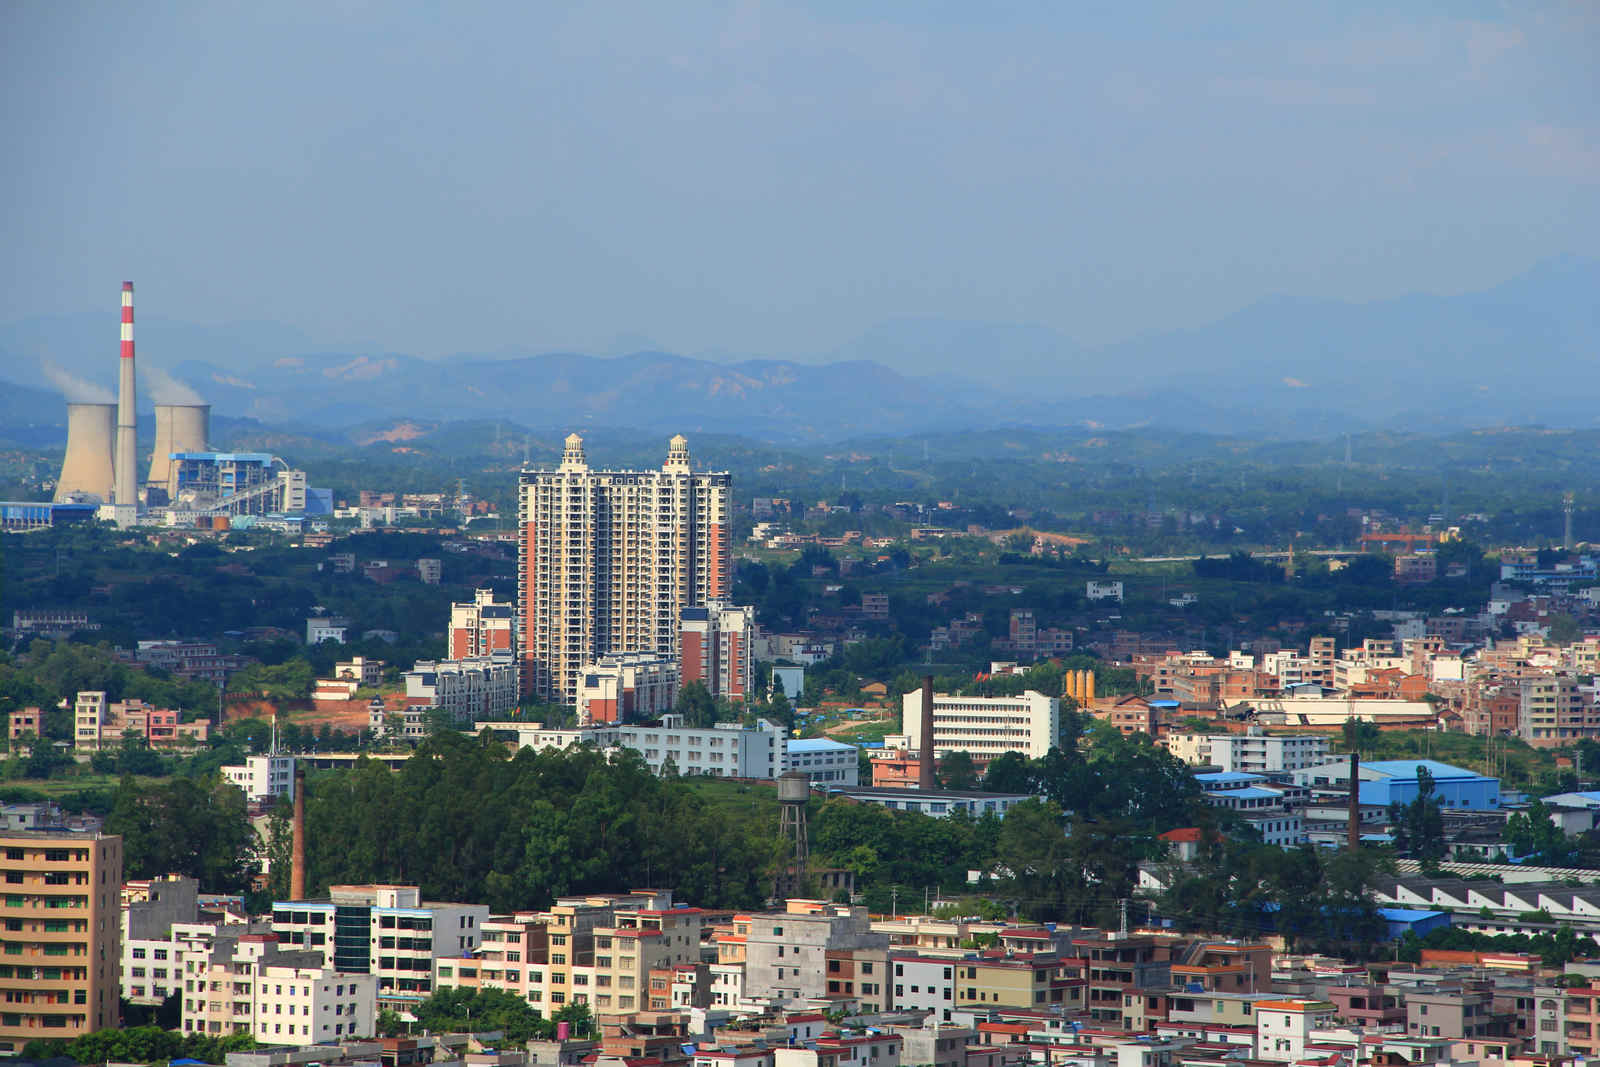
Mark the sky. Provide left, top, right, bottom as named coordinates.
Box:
left=2, top=1, right=1595, bottom=363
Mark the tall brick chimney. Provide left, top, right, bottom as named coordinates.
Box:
left=918, top=676, right=937, bottom=790
left=291, top=766, right=307, bottom=899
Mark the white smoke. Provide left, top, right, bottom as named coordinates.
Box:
left=145, top=365, right=206, bottom=405
left=41, top=359, right=114, bottom=404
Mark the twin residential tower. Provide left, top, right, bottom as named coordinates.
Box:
left=517, top=434, right=731, bottom=704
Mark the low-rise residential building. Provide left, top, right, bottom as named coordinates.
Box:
left=73, top=691, right=211, bottom=751
left=122, top=875, right=201, bottom=1005
left=270, top=885, right=489, bottom=1008
left=576, top=653, right=679, bottom=726
left=733, top=902, right=887, bottom=1003
left=404, top=653, right=519, bottom=725
left=222, top=754, right=298, bottom=806
left=1207, top=730, right=1331, bottom=775
left=180, top=932, right=378, bottom=1044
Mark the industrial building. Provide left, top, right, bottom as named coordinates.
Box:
left=1292, top=757, right=1502, bottom=810
left=518, top=434, right=731, bottom=704
left=40, top=282, right=323, bottom=529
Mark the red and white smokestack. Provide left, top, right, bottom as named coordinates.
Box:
left=114, top=282, right=138, bottom=508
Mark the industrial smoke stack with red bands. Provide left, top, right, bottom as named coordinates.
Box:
left=115, top=282, right=138, bottom=507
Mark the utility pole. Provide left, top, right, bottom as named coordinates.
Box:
left=892, top=886, right=898, bottom=920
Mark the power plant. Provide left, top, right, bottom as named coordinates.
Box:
left=27, top=281, right=325, bottom=533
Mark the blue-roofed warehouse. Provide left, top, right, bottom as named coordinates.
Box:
left=1360, top=759, right=1500, bottom=810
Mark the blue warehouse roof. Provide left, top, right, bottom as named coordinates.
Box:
left=788, top=737, right=857, bottom=754
left=1363, top=759, right=1487, bottom=780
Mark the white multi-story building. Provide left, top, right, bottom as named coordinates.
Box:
left=1207, top=731, right=1330, bottom=775
left=180, top=932, right=377, bottom=1044
left=1086, top=580, right=1124, bottom=602
left=899, top=689, right=1060, bottom=762
left=889, top=955, right=958, bottom=1022
left=1256, top=999, right=1336, bottom=1062
left=122, top=875, right=203, bottom=1005
left=480, top=714, right=787, bottom=779
left=785, top=737, right=859, bottom=786
left=221, top=754, right=297, bottom=805
left=404, top=652, right=519, bottom=725
left=576, top=652, right=679, bottom=725
left=270, top=885, right=489, bottom=1007
left=518, top=434, right=732, bottom=704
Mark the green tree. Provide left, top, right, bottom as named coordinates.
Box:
left=675, top=680, right=717, bottom=728
left=938, top=750, right=979, bottom=791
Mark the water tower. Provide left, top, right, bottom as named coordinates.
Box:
left=775, top=771, right=810, bottom=900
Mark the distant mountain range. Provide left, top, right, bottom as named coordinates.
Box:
left=1, top=257, right=1594, bottom=443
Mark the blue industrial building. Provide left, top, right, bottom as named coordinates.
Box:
left=1359, top=759, right=1500, bottom=811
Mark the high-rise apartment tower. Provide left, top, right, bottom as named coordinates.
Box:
left=518, top=434, right=730, bottom=703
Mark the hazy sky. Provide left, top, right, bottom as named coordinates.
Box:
left=3, top=1, right=1595, bottom=360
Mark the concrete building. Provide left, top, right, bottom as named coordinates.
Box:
left=307, top=615, right=350, bottom=645
left=733, top=902, right=887, bottom=1003
left=222, top=754, right=298, bottom=806
left=819, top=786, right=1030, bottom=820
left=404, top=652, right=519, bottom=725
left=890, top=954, right=960, bottom=1021
left=1518, top=676, right=1598, bottom=748
left=576, top=653, right=679, bottom=726
left=481, top=715, right=786, bottom=779
left=1086, top=580, right=1124, bottom=602
left=270, top=885, right=489, bottom=1008
left=1207, top=730, right=1331, bottom=775
left=449, top=588, right=516, bottom=660
left=1196, top=773, right=1305, bottom=847
left=1255, top=999, right=1336, bottom=1061
left=785, top=737, right=860, bottom=786
left=122, top=875, right=200, bottom=1005
left=900, top=689, right=1060, bottom=763
left=415, top=558, right=441, bottom=585
left=681, top=602, right=756, bottom=702
left=0, top=830, right=123, bottom=1052
left=181, top=932, right=378, bottom=1043
left=518, top=434, right=731, bottom=704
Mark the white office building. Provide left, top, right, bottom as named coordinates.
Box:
left=480, top=714, right=787, bottom=779
left=785, top=737, right=859, bottom=786
left=1207, top=731, right=1331, bottom=775
left=899, top=689, right=1060, bottom=762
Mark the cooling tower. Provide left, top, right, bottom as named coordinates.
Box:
left=55, top=402, right=117, bottom=502
left=148, top=404, right=210, bottom=488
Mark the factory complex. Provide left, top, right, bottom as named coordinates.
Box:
left=8, top=282, right=327, bottom=531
